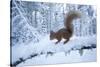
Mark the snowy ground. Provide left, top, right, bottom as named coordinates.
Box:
left=11, top=34, right=96, bottom=67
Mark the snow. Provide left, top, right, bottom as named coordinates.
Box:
left=17, top=49, right=96, bottom=67
left=11, top=34, right=96, bottom=66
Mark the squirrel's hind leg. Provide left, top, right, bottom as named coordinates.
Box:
left=64, top=38, right=69, bottom=44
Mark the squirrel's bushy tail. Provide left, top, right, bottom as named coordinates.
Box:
left=64, top=11, right=81, bottom=34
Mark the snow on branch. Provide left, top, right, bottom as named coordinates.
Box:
left=11, top=35, right=96, bottom=66
left=11, top=44, right=96, bottom=67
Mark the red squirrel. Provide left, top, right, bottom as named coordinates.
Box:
left=50, top=11, right=81, bottom=44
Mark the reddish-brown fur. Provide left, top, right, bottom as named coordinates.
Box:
left=50, top=11, right=81, bottom=44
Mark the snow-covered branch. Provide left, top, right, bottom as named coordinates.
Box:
left=11, top=44, right=96, bottom=66
left=11, top=35, right=96, bottom=66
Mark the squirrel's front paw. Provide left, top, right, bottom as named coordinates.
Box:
left=63, top=41, right=68, bottom=44
left=55, top=42, right=59, bottom=44
left=63, top=42, right=66, bottom=44
left=63, top=39, right=69, bottom=44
